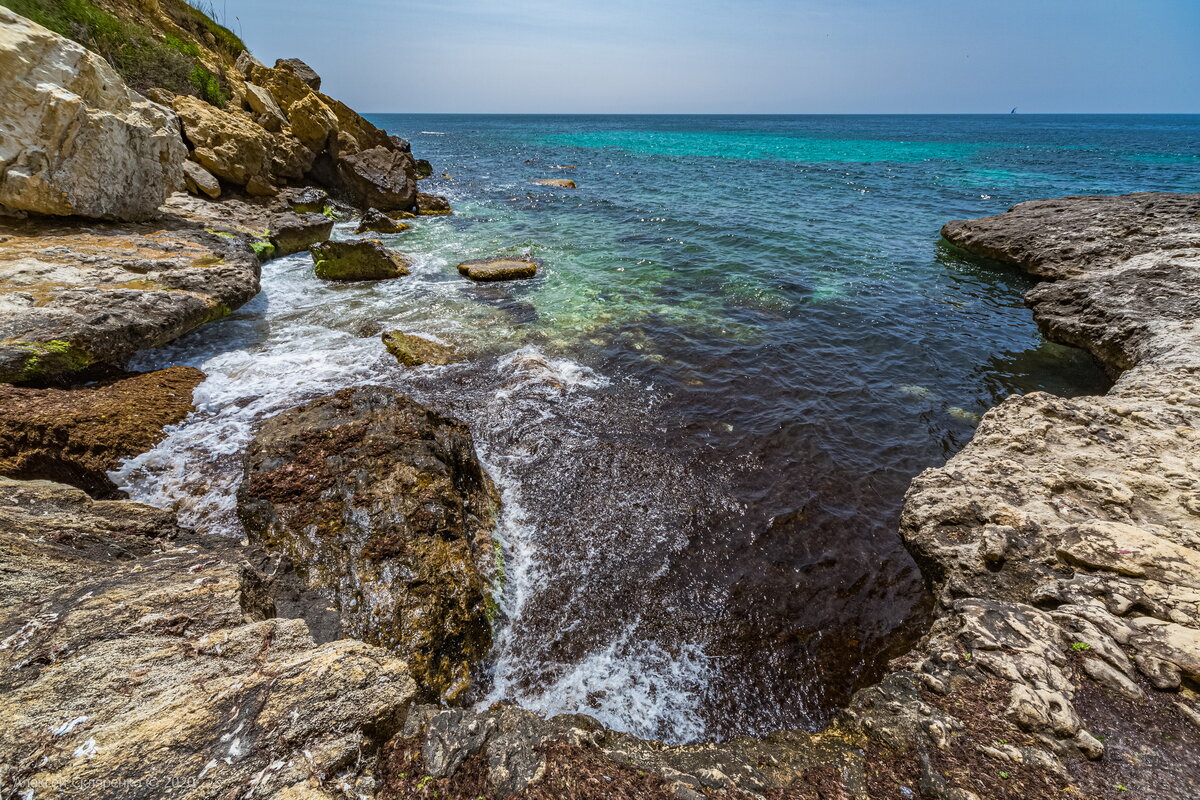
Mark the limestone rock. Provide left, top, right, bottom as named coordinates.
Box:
left=287, top=93, right=340, bottom=153
left=0, top=9, right=185, bottom=220
left=275, top=57, right=322, bottom=90
left=331, top=146, right=419, bottom=211
left=238, top=386, right=499, bottom=701
left=270, top=211, right=334, bottom=257
left=0, top=367, right=203, bottom=496
left=533, top=178, right=577, bottom=189
left=458, top=258, right=539, bottom=282
left=181, top=159, right=221, bottom=199
left=0, top=477, right=416, bottom=799
left=382, top=330, right=462, bottom=367
left=243, top=81, right=288, bottom=132
left=417, top=192, right=453, bottom=215
left=310, top=238, right=411, bottom=281
left=172, top=94, right=271, bottom=188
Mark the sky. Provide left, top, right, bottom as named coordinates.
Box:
left=217, top=0, right=1200, bottom=114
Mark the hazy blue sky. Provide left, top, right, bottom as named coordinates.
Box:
left=220, top=0, right=1200, bottom=113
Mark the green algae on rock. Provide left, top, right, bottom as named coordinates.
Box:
left=457, top=257, right=539, bottom=282
left=382, top=330, right=462, bottom=367
left=356, top=208, right=412, bottom=235
left=417, top=192, right=453, bottom=215
left=311, top=238, right=411, bottom=281
left=238, top=386, right=499, bottom=703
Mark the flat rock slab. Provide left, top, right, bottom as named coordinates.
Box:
left=457, top=258, right=539, bottom=282
left=533, top=178, right=577, bottom=189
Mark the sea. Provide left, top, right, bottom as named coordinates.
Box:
left=115, top=114, right=1200, bottom=743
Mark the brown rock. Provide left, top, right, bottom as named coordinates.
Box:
left=275, top=57, right=322, bottom=90
left=417, top=192, right=453, bottom=215
left=310, top=238, right=411, bottom=281
left=458, top=258, right=539, bottom=282
left=0, top=367, right=204, bottom=497
left=238, top=386, right=499, bottom=701
left=330, top=146, right=419, bottom=211
left=287, top=92, right=339, bottom=153
left=172, top=94, right=271, bottom=187
left=533, top=178, right=577, bottom=189
left=356, top=208, right=410, bottom=234
left=382, top=330, right=462, bottom=367
left=181, top=159, right=220, bottom=199
left=270, top=211, right=334, bottom=257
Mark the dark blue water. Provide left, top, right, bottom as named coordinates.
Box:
left=125, top=115, right=1200, bottom=743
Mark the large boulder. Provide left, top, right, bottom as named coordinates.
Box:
left=0, top=367, right=204, bottom=497
left=269, top=211, right=333, bottom=256
left=327, top=145, right=419, bottom=211
left=172, top=95, right=271, bottom=188
left=238, top=386, right=500, bottom=702
left=0, top=9, right=185, bottom=220
left=310, top=238, right=411, bottom=281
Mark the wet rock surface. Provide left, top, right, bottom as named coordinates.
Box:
left=357, top=208, right=411, bottom=234
left=0, top=366, right=204, bottom=496
left=269, top=210, right=334, bottom=256
left=382, top=330, right=463, bottom=367
left=458, top=258, right=540, bottom=282
left=238, top=386, right=500, bottom=703
left=311, top=238, right=412, bottom=281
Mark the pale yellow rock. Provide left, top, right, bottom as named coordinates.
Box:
left=1058, top=520, right=1200, bottom=589
left=172, top=94, right=271, bottom=187
left=0, top=8, right=185, bottom=220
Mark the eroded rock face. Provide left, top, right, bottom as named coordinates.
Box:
left=0, top=366, right=204, bottom=496
left=270, top=211, right=334, bottom=257
left=172, top=95, right=273, bottom=188
left=0, top=477, right=416, bottom=800
left=356, top=209, right=410, bottom=234
left=331, top=146, right=420, bottom=211
left=311, top=238, right=411, bottom=281
left=238, top=386, right=499, bottom=703
left=382, top=331, right=462, bottom=367
left=0, top=9, right=186, bottom=220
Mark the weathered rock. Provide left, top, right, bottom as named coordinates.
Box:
left=414, top=158, right=434, bottom=179
left=270, top=211, right=334, bottom=257
left=242, top=81, right=288, bottom=132
left=0, top=367, right=203, bottom=496
left=356, top=208, right=410, bottom=234
left=181, top=159, right=221, bottom=199
left=533, top=178, right=577, bottom=189
left=310, top=238, right=411, bottom=281
left=417, top=192, right=453, bottom=215
left=0, top=215, right=260, bottom=383
left=275, top=57, right=322, bottom=90
left=289, top=185, right=331, bottom=214
left=172, top=94, right=271, bottom=188
left=286, top=93, right=340, bottom=153
left=0, top=477, right=417, bottom=800
left=238, top=386, right=499, bottom=701
left=329, top=146, right=419, bottom=211
left=458, top=258, right=539, bottom=282
left=319, top=94, right=395, bottom=155
left=382, top=330, right=462, bottom=367
left=0, top=9, right=186, bottom=220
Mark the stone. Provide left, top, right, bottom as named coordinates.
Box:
left=415, top=158, right=434, bottom=178
left=275, top=57, right=322, bottom=90
left=310, top=238, right=411, bottom=281
left=458, top=258, right=539, bottom=282
left=356, top=208, right=410, bottom=234
left=172, top=94, right=271, bottom=188
left=181, top=159, right=221, bottom=199
left=0, top=9, right=186, bottom=220
left=1058, top=520, right=1200, bottom=589
left=0, top=367, right=203, bottom=497
left=289, top=186, right=331, bottom=214
left=238, top=386, right=499, bottom=700
left=533, top=178, right=577, bottom=189
left=287, top=93, right=340, bottom=153
left=330, top=146, right=419, bottom=211
left=319, top=94, right=395, bottom=155
left=243, top=81, right=288, bottom=132
left=417, top=192, right=453, bottom=215
left=0, top=477, right=416, bottom=799
left=0, top=215, right=260, bottom=384
left=382, top=330, right=462, bottom=367
left=270, top=211, right=334, bottom=257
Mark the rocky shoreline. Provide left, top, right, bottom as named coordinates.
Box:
left=1, top=4, right=1198, bottom=799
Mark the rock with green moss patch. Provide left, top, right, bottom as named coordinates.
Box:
left=417, top=193, right=453, bottom=215
left=311, top=238, right=411, bottom=281
left=457, top=258, right=539, bottom=282
left=381, top=330, right=462, bottom=367
left=238, top=385, right=499, bottom=702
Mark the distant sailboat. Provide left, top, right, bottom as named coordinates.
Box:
left=1010, top=107, right=1018, bottom=114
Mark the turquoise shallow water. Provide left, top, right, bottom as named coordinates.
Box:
left=122, top=115, right=1200, bottom=742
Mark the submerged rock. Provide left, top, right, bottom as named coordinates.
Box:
left=0, top=9, right=186, bottom=220
left=382, top=330, right=462, bottom=367
left=0, top=367, right=203, bottom=497
left=310, top=238, right=411, bottom=281
left=533, top=178, right=577, bottom=189
left=269, top=210, right=334, bottom=256
left=238, top=386, right=499, bottom=701
left=458, top=258, right=539, bottom=282
left=356, top=208, right=411, bottom=234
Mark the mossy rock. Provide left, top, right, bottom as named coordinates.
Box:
left=381, top=330, right=461, bottom=367
left=457, top=258, right=539, bottom=283
left=271, top=211, right=334, bottom=257
left=355, top=209, right=410, bottom=235
left=311, top=239, right=411, bottom=281
left=416, top=193, right=452, bottom=215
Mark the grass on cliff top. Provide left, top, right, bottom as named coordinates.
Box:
left=1, top=0, right=242, bottom=106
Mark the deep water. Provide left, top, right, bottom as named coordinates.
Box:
left=117, top=114, right=1200, bottom=743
